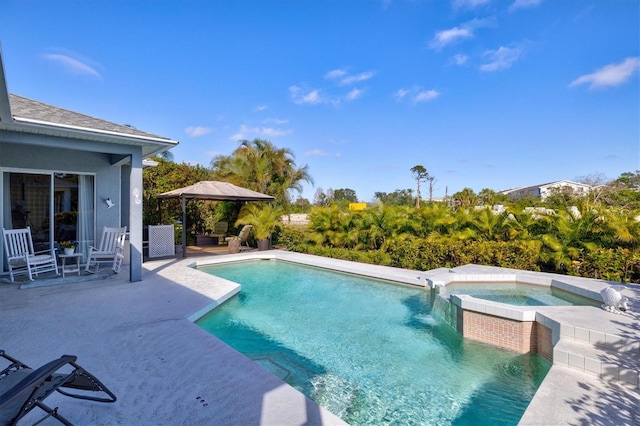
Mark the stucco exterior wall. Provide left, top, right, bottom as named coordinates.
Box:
left=0, top=141, right=123, bottom=233
left=1, top=138, right=143, bottom=281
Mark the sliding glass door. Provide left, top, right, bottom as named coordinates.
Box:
left=3, top=171, right=95, bottom=255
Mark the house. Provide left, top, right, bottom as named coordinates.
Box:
left=0, top=47, right=178, bottom=282
left=498, top=180, right=592, bottom=201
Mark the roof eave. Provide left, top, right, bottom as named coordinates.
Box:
left=12, top=116, right=178, bottom=145
left=2, top=117, right=178, bottom=158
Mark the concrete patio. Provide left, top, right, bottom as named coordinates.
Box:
left=0, top=250, right=638, bottom=425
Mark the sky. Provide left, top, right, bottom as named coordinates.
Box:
left=0, top=0, right=638, bottom=203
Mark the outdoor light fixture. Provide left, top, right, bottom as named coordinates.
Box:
left=104, top=198, right=115, bottom=209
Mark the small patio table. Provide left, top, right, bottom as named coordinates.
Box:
left=59, top=253, right=83, bottom=277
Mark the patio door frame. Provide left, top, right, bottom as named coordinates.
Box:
left=0, top=167, right=96, bottom=275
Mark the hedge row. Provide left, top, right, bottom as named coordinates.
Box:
left=278, top=227, right=640, bottom=283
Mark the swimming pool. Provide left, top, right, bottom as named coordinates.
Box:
left=197, top=260, right=550, bottom=425
left=444, top=282, right=600, bottom=306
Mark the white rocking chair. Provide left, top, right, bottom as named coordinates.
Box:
left=2, top=227, right=59, bottom=282
left=85, top=226, right=127, bottom=273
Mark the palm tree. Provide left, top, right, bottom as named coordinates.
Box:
left=453, top=188, right=478, bottom=208
left=235, top=203, right=283, bottom=245
left=470, top=208, right=510, bottom=241
left=360, top=204, right=410, bottom=250
left=211, top=139, right=313, bottom=207
left=540, top=207, right=601, bottom=271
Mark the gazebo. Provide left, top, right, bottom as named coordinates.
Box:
left=156, top=181, right=274, bottom=256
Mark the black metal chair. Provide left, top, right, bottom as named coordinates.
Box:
left=0, top=350, right=116, bottom=425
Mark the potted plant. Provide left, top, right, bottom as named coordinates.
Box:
left=235, top=204, right=282, bottom=251
left=60, top=240, right=79, bottom=255
left=173, top=222, right=183, bottom=253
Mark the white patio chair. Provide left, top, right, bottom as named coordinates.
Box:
left=2, top=227, right=59, bottom=282
left=238, top=225, right=253, bottom=250
left=85, top=226, right=127, bottom=273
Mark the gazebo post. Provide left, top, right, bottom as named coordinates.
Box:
left=181, top=195, right=187, bottom=258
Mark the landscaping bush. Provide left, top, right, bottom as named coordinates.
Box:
left=574, top=247, right=640, bottom=283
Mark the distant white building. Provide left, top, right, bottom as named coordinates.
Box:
left=498, top=180, right=592, bottom=201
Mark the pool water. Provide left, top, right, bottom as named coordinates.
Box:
left=445, top=282, right=600, bottom=306
left=197, top=260, right=550, bottom=425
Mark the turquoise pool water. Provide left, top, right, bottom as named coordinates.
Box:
left=197, top=260, right=550, bottom=425
left=445, top=282, right=600, bottom=306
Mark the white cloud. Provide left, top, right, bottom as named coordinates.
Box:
left=324, top=69, right=348, bottom=80
left=569, top=57, right=640, bottom=89
left=185, top=126, right=213, bottom=137
left=263, top=118, right=289, bottom=125
left=395, top=87, right=440, bottom=103
left=414, top=89, right=440, bottom=102
left=430, top=18, right=494, bottom=50
left=452, top=0, right=490, bottom=9
left=346, top=88, right=364, bottom=101
left=509, top=0, right=543, bottom=12
left=229, top=124, right=292, bottom=141
left=289, top=85, right=323, bottom=105
left=325, top=68, right=375, bottom=86
left=301, top=90, right=321, bottom=104
left=430, top=27, right=473, bottom=50
left=340, top=71, right=375, bottom=86
left=42, top=53, right=102, bottom=78
left=480, top=46, right=522, bottom=72
left=394, top=88, right=411, bottom=100
left=290, top=78, right=367, bottom=106
left=452, top=54, right=469, bottom=65
left=254, top=105, right=268, bottom=112
left=304, top=149, right=341, bottom=157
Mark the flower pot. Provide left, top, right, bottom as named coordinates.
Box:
left=228, top=239, right=240, bottom=254
left=64, top=248, right=75, bottom=255
left=257, top=238, right=270, bottom=251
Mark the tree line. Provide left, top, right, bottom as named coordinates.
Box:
left=143, top=139, right=640, bottom=282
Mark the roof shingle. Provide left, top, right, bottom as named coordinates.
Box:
left=9, top=93, right=172, bottom=141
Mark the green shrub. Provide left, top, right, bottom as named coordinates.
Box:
left=279, top=226, right=309, bottom=251
left=575, top=247, right=640, bottom=283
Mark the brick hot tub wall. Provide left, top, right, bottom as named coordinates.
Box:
left=436, top=289, right=555, bottom=359
left=459, top=310, right=541, bottom=354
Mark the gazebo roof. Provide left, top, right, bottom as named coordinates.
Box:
left=156, top=181, right=274, bottom=201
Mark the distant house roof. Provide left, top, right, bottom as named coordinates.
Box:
left=498, top=180, right=592, bottom=200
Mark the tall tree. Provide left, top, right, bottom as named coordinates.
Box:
left=410, top=165, right=429, bottom=208
left=313, top=188, right=329, bottom=206
left=426, top=175, right=437, bottom=202
left=374, top=189, right=414, bottom=206
left=211, top=139, right=313, bottom=207
left=333, top=188, right=358, bottom=203
left=453, top=188, right=479, bottom=209
left=143, top=158, right=213, bottom=231
left=478, top=188, right=497, bottom=206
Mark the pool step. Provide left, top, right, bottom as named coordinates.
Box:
left=553, top=337, right=639, bottom=388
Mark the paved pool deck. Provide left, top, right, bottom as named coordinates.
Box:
left=0, top=250, right=638, bottom=425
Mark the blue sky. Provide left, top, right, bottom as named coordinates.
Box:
left=1, top=0, right=638, bottom=202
